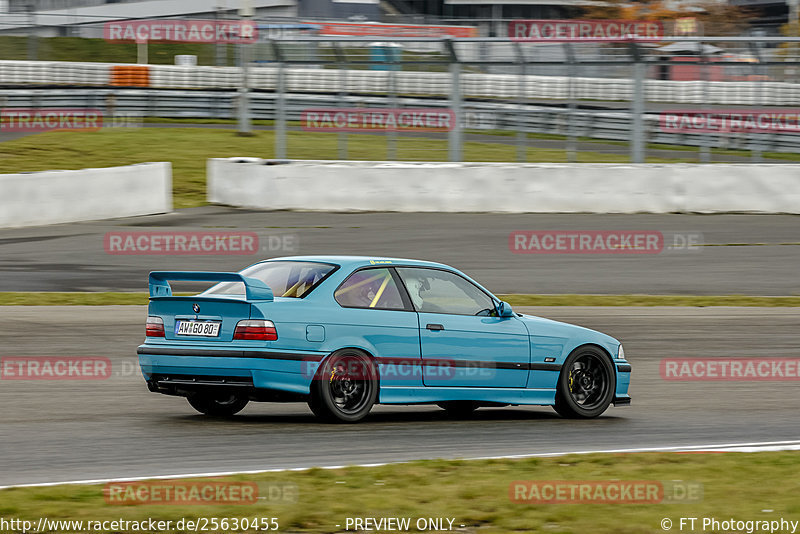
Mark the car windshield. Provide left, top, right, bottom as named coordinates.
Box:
left=202, top=261, right=336, bottom=298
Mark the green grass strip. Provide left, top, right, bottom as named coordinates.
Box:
left=0, top=292, right=151, bottom=306
left=1, top=452, right=798, bottom=533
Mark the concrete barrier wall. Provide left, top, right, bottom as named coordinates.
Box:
left=0, top=162, right=172, bottom=227
left=207, top=159, right=800, bottom=214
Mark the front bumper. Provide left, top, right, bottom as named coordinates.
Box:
left=613, top=395, right=632, bottom=406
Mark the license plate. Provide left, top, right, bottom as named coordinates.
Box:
left=175, top=320, right=221, bottom=337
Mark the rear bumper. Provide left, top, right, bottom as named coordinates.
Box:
left=138, top=344, right=326, bottom=397
left=146, top=372, right=307, bottom=402
left=148, top=373, right=255, bottom=391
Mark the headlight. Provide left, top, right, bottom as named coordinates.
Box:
left=618, top=344, right=625, bottom=360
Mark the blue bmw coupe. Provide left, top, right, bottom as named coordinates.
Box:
left=138, top=256, right=631, bottom=422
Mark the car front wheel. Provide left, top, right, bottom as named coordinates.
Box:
left=187, top=392, right=249, bottom=416
left=553, top=346, right=615, bottom=419
left=309, top=349, right=378, bottom=423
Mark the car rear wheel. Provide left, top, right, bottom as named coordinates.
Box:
left=309, top=349, right=377, bottom=423
left=187, top=392, right=248, bottom=416
left=437, top=401, right=479, bottom=418
left=553, top=347, right=615, bottom=419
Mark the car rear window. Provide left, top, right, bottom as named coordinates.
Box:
left=203, top=261, right=336, bottom=298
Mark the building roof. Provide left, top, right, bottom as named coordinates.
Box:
left=29, top=0, right=295, bottom=27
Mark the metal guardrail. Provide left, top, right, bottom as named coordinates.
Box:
left=3, top=87, right=798, bottom=156
left=4, top=59, right=796, bottom=107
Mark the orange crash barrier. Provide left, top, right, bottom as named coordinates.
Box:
left=110, top=65, right=150, bottom=87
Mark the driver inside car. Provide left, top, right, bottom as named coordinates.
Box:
left=403, top=275, right=430, bottom=310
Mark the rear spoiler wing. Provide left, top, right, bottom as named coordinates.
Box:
left=148, top=271, right=274, bottom=301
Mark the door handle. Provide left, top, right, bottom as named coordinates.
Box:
left=426, top=323, right=444, bottom=331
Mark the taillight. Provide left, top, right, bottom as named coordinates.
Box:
left=234, top=320, right=278, bottom=341
left=146, top=316, right=165, bottom=337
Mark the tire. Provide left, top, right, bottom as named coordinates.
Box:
left=308, top=349, right=378, bottom=423
left=553, top=346, right=615, bottom=419
left=187, top=392, right=249, bottom=416
left=437, top=401, right=479, bottom=418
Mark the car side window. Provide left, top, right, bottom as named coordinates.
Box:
left=396, top=267, right=496, bottom=316
left=335, top=268, right=406, bottom=310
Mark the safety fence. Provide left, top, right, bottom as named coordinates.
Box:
left=3, top=88, right=800, bottom=155
left=4, top=36, right=800, bottom=163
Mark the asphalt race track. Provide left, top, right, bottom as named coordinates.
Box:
left=1, top=305, right=798, bottom=487
left=1, top=210, right=798, bottom=486
left=0, top=208, right=799, bottom=295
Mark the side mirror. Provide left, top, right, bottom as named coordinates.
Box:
left=497, top=301, right=515, bottom=317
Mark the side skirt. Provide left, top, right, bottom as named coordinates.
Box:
left=378, top=386, right=557, bottom=405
